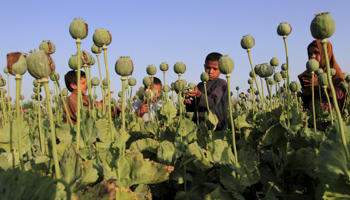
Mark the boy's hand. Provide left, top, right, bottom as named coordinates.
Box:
left=136, top=104, right=148, bottom=117
left=184, top=98, right=192, bottom=105
left=187, top=86, right=201, bottom=98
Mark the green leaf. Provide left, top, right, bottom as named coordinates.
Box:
left=60, top=145, right=82, bottom=188
left=259, top=124, right=287, bottom=150
left=0, top=152, right=19, bottom=170
left=74, top=179, right=118, bottom=200
left=208, top=110, right=218, bottom=131
left=130, top=138, right=160, bottom=158
left=56, top=123, right=73, bottom=143
left=318, top=175, right=350, bottom=200
left=316, top=121, right=350, bottom=183
left=0, top=119, right=31, bottom=153
left=284, top=148, right=317, bottom=179
left=206, top=139, right=235, bottom=165
left=204, top=187, right=237, bottom=200
left=157, top=141, right=183, bottom=165
left=160, top=101, right=177, bottom=123
left=177, top=118, right=197, bottom=137
left=234, top=114, right=252, bottom=132
left=133, top=184, right=152, bottom=200
left=0, top=169, right=56, bottom=199
left=182, top=141, right=212, bottom=172
left=117, top=150, right=174, bottom=188
left=74, top=160, right=99, bottom=192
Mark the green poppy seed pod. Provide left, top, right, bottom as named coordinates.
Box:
left=0, top=76, right=6, bottom=87
left=33, top=79, right=42, bottom=87
left=146, top=65, right=157, bottom=75
left=239, top=93, right=244, bottom=98
left=69, top=18, right=88, bottom=40
left=171, top=83, right=175, bottom=91
left=118, top=91, right=122, bottom=97
left=50, top=90, right=53, bottom=94
left=35, top=95, right=42, bottom=101
left=240, top=35, right=255, bottom=49
left=81, top=50, right=92, bottom=65
left=153, top=89, right=159, bottom=96
left=128, top=77, right=136, bottom=86
left=200, top=72, right=209, bottom=82
left=249, top=71, right=254, bottom=78
left=310, top=12, right=335, bottom=40
left=255, top=90, right=260, bottom=95
left=34, top=87, right=41, bottom=93
left=218, top=55, right=234, bottom=74
left=163, top=85, right=171, bottom=92
left=340, top=82, right=349, bottom=90
left=346, top=75, right=350, bottom=83
left=247, top=88, right=251, bottom=93
left=115, top=56, right=134, bottom=76
left=174, top=80, right=185, bottom=93
left=174, top=62, right=186, bottom=74
left=68, top=53, right=83, bottom=70
left=277, top=22, right=292, bottom=36
left=50, top=72, right=60, bottom=82
left=90, top=55, right=95, bottom=66
left=91, top=44, right=102, bottom=54
left=248, top=78, right=254, bottom=85
left=102, top=78, right=108, bottom=87
left=246, top=93, right=250, bottom=98
left=145, top=90, right=152, bottom=98
left=143, top=76, right=152, bottom=87
left=39, top=40, right=56, bottom=54
left=91, top=77, right=100, bottom=86
left=330, top=68, right=336, bottom=76
left=316, top=68, right=324, bottom=75
left=268, top=78, right=275, bottom=85
left=236, top=86, right=239, bottom=91
left=297, top=91, right=302, bottom=98
left=318, top=73, right=328, bottom=86
left=254, top=64, right=261, bottom=74
left=289, top=81, right=299, bottom=92
left=93, top=28, right=112, bottom=47
left=281, top=63, right=287, bottom=71
left=188, top=83, right=196, bottom=90
left=307, top=58, right=320, bottom=72
left=7, top=52, right=28, bottom=76
left=279, top=87, right=285, bottom=93
left=257, top=63, right=273, bottom=77
left=274, top=72, right=282, bottom=82
left=270, top=57, right=279, bottom=67
left=281, top=71, right=287, bottom=79
left=343, top=72, right=347, bottom=78
left=62, top=88, right=69, bottom=96
left=27, top=50, right=55, bottom=79
left=230, top=91, right=233, bottom=96
left=159, top=62, right=169, bottom=71
left=31, top=94, right=36, bottom=100
left=3, top=67, right=9, bottom=74
left=182, top=80, right=187, bottom=86
left=93, top=94, right=98, bottom=99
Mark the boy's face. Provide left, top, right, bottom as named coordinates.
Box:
left=70, top=77, right=87, bottom=94
left=204, top=60, right=221, bottom=81
left=308, top=46, right=321, bottom=63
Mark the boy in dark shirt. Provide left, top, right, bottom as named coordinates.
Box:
left=184, top=52, right=228, bottom=131
left=64, top=70, right=121, bottom=124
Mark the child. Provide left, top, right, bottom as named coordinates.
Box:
left=298, top=40, right=345, bottom=111
left=131, top=77, right=162, bottom=121
left=184, top=52, right=228, bottom=131
left=64, top=70, right=121, bottom=124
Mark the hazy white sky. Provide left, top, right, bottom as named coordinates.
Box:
left=1, top=0, right=349, bottom=101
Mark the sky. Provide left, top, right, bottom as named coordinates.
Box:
left=0, top=0, right=349, bottom=102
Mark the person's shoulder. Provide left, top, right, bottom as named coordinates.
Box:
left=133, top=100, right=142, bottom=106
left=215, top=78, right=227, bottom=85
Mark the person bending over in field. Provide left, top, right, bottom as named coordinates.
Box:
left=184, top=52, right=228, bottom=131
left=298, top=40, right=345, bottom=112
left=131, top=76, right=162, bottom=121
left=64, top=70, right=121, bottom=124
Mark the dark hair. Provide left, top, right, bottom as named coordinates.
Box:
left=205, top=52, right=222, bottom=63
left=65, top=70, right=86, bottom=92
left=143, top=76, right=162, bottom=88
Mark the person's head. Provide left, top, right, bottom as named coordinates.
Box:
left=307, top=40, right=321, bottom=63
left=143, top=77, right=162, bottom=99
left=204, top=52, right=222, bottom=81
left=65, top=70, right=87, bottom=94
